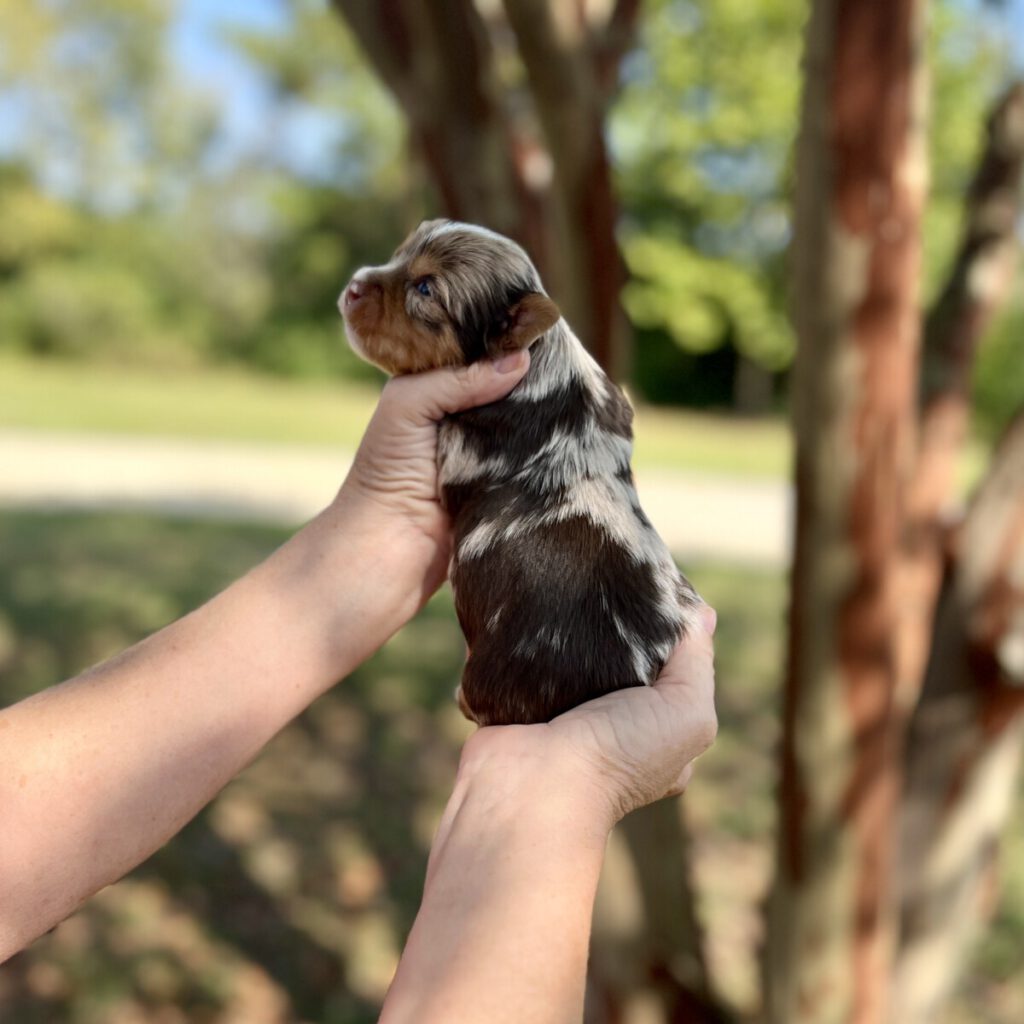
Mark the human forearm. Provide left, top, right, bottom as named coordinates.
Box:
left=380, top=734, right=610, bottom=1024
left=381, top=616, right=719, bottom=1022
left=0, top=495, right=429, bottom=960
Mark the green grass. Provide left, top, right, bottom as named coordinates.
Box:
left=0, top=354, right=994, bottom=486
left=0, top=353, right=798, bottom=477
left=0, top=354, right=382, bottom=450
left=1, top=509, right=1021, bottom=1022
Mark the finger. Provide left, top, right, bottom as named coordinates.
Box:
left=651, top=622, right=718, bottom=749
left=655, top=608, right=716, bottom=693
left=699, top=603, right=717, bottom=636
left=385, top=350, right=531, bottom=426
left=664, top=763, right=695, bottom=799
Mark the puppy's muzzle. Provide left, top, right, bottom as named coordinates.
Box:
left=340, top=275, right=380, bottom=314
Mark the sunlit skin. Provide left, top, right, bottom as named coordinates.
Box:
left=0, top=350, right=716, bottom=1024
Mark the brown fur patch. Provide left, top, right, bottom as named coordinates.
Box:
left=345, top=262, right=464, bottom=374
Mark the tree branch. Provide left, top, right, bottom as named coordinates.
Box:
left=894, top=80, right=1024, bottom=809
left=330, top=0, right=538, bottom=244
left=893, top=406, right=1024, bottom=1024
left=593, top=0, right=644, bottom=99
left=501, top=0, right=627, bottom=374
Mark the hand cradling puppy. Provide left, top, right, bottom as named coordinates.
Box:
left=340, top=219, right=702, bottom=726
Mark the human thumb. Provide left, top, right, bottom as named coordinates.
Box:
left=391, top=349, right=531, bottom=425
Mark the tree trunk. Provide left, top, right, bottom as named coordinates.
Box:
left=892, top=408, right=1024, bottom=1023
left=501, top=0, right=631, bottom=378
left=331, top=0, right=636, bottom=376
left=896, top=81, right=1024, bottom=719
left=329, top=0, right=551, bottom=271
left=587, top=800, right=731, bottom=1024
left=763, top=1, right=929, bottom=1022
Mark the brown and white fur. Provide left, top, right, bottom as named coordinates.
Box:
left=340, top=220, right=702, bottom=725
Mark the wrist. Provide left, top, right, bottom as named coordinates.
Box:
left=452, top=727, right=617, bottom=851
left=256, top=497, right=435, bottom=692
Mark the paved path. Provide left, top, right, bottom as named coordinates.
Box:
left=0, top=430, right=792, bottom=567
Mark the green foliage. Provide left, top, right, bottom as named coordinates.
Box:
left=0, top=168, right=81, bottom=267
left=611, top=0, right=804, bottom=400
left=623, top=233, right=793, bottom=368
left=611, top=0, right=1018, bottom=414
left=973, top=299, right=1024, bottom=440
left=0, top=0, right=408, bottom=379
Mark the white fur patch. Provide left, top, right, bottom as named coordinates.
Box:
left=612, top=613, right=655, bottom=682
left=523, top=425, right=632, bottom=492
left=457, top=473, right=679, bottom=583
left=438, top=428, right=514, bottom=486
left=459, top=518, right=502, bottom=560
left=512, top=322, right=607, bottom=403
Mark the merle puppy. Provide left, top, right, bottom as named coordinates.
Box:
left=340, top=219, right=701, bottom=726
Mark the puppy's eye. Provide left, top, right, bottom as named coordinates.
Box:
left=416, top=279, right=433, bottom=298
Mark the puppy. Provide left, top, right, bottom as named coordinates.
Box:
left=340, top=220, right=701, bottom=725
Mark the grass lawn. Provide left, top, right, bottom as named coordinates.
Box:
left=0, top=354, right=993, bottom=487
left=0, top=354, right=798, bottom=477
left=0, top=509, right=1020, bottom=1022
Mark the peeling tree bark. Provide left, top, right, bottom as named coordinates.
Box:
left=763, top=1, right=929, bottom=1022
left=329, top=0, right=551, bottom=272
left=896, top=82, right=1024, bottom=718
left=331, top=0, right=637, bottom=375
left=501, top=0, right=632, bottom=378
left=892, top=409, right=1024, bottom=1024
left=587, top=800, right=731, bottom=1024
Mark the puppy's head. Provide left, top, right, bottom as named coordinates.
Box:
left=339, top=220, right=561, bottom=375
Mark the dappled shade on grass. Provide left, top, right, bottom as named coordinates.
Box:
left=0, top=510, right=1020, bottom=1022
left=0, top=510, right=468, bottom=1022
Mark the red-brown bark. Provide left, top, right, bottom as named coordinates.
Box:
left=330, top=0, right=551, bottom=271
left=896, top=81, right=1024, bottom=719
left=893, top=409, right=1024, bottom=1023
left=331, top=0, right=636, bottom=375
left=501, top=0, right=632, bottom=378
left=765, top=1, right=928, bottom=1021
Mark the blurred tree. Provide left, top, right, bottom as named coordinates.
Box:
left=898, top=81, right=1024, bottom=743
left=0, top=0, right=272, bottom=367
left=894, top=406, right=1024, bottom=1024
left=892, top=80, right=1024, bottom=1024
left=329, top=0, right=641, bottom=377
left=763, top=1, right=931, bottom=1021
left=0, top=0, right=412, bottom=377
left=221, top=1, right=413, bottom=378
left=0, top=0, right=215, bottom=210
left=763, top=5, right=1024, bottom=1017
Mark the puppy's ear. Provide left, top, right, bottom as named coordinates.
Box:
left=490, top=293, right=561, bottom=354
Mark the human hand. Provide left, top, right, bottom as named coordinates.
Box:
left=453, top=607, right=718, bottom=838
left=332, top=350, right=531, bottom=601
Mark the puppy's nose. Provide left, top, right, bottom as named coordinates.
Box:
left=342, top=276, right=379, bottom=312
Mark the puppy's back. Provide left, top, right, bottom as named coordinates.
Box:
left=441, top=321, right=699, bottom=725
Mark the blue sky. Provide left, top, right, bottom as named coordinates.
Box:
left=168, top=0, right=301, bottom=173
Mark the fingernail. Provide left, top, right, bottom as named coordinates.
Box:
left=699, top=605, right=717, bottom=636
left=493, top=350, right=527, bottom=374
